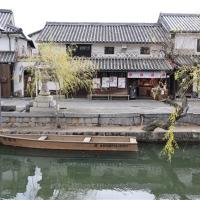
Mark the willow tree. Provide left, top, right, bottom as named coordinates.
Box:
left=143, top=62, right=200, bottom=160
left=27, top=43, right=96, bottom=97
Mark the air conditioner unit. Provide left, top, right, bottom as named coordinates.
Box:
left=121, top=44, right=127, bottom=49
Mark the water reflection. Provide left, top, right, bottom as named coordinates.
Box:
left=0, top=144, right=200, bottom=200
left=3, top=166, right=42, bottom=200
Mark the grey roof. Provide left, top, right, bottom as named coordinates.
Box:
left=28, top=29, right=43, bottom=37
left=174, top=55, right=200, bottom=66
left=159, top=13, right=200, bottom=32
left=0, top=9, right=22, bottom=33
left=0, top=51, right=16, bottom=63
left=87, top=57, right=173, bottom=71
left=37, top=22, right=168, bottom=44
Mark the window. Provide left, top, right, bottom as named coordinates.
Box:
left=197, top=39, right=200, bottom=52
left=66, top=44, right=91, bottom=57
left=79, top=45, right=91, bottom=51
left=104, top=47, right=114, bottom=54
left=171, top=33, right=175, bottom=39
left=140, top=47, right=150, bottom=55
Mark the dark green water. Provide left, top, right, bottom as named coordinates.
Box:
left=0, top=144, right=200, bottom=200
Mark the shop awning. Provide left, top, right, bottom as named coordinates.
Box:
left=0, top=51, right=16, bottom=63
left=89, top=57, right=173, bottom=72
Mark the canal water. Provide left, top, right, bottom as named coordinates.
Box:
left=0, top=144, right=200, bottom=200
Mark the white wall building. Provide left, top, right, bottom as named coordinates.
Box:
left=30, top=22, right=173, bottom=98
left=158, top=13, right=200, bottom=97
left=0, top=9, right=35, bottom=97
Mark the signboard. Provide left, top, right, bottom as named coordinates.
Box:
left=93, top=78, right=101, bottom=89
left=109, top=76, right=117, bottom=87
left=127, top=71, right=166, bottom=79
left=118, top=77, right=126, bottom=88
left=102, top=77, right=110, bottom=88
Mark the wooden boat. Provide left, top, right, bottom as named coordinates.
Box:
left=0, top=134, right=138, bottom=152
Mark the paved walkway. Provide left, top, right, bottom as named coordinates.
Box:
left=2, top=125, right=200, bottom=133
left=1, top=98, right=200, bottom=114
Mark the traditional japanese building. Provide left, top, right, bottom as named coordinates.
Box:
left=35, top=22, right=174, bottom=98
left=158, top=13, right=200, bottom=97
left=28, top=13, right=200, bottom=99
left=0, top=9, right=35, bottom=97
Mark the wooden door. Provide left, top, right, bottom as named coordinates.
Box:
left=0, top=64, right=11, bottom=97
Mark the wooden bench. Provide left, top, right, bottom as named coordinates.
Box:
left=89, top=94, right=109, bottom=100
left=110, top=94, right=130, bottom=100
left=89, top=93, right=130, bottom=100
left=38, top=135, right=48, bottom=140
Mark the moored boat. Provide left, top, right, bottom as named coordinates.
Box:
left=0, top=134, right=138, bottom=152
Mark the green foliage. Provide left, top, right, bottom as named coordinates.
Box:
left=175, top=64, right=200, bottom=97
left=162, top=63, right=200, bottom=161
left=25, top=43, right=96, bottom=96
left=162, top=112, right=179, bottom=161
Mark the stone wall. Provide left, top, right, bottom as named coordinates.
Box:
left=1, top=112, right=200, bottom=128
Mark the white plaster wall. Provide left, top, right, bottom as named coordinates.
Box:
left=13, top=61, right=34, bottom=96
left=174, top=33, right=200, bottom=55
left=13, top=62, right=24, bottom=96
left=0, top=35, right=15, bottom=51
left=29, top=32, right=41, bottom=55
left=16, top=38, right=29, bottom=57
left=91, top=43, right=165, bottom=58
left=0, top=34, right=33, bottom=56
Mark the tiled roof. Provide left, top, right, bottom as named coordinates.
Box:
left=5, top=24, right=22, bottom=33
left=174, top=55, right=200, bottom=66
left=37, top=22, right=168, bottom=44
left=87, top=57, right=173, bottom=71
left=0, top=9, right=22, bottom=33
left=159, top=13, right=200, bottom=32
left=0, top=9, right=12, bottom=29
left=0, top=51, right=16, bottom=63
left=28, top=29, right=43, bottom=37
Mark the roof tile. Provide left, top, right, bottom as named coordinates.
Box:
left=79, top=57, right=173, bottom=71
left=159, top=13, right=200, bottom=32
left=37, top=22, right=168, bottom=43
left=0, top=51, right=16, bottom=63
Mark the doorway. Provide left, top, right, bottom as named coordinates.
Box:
left=0, top=64, right=12, bottom=97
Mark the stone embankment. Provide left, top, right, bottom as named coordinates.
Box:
left=1, top=112, right=200, bottom=142
left=1, top=112, right=200, bottom=127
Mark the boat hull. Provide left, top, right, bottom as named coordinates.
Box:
left=0, top=134, right=138, bottom=152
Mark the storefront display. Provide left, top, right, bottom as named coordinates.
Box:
left=102, top=77, right=110, bottom=88
left=109, top=76, right=118, bottom=87
left=118, top=78, right=126, bottom=88
left=137, top=79, right=158, bottom=96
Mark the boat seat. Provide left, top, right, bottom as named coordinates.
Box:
left=83, top=137, right=91, bottom=143
left=130, top=138, right=137, bottom=144
left=38, top=135, right=48, bottom=141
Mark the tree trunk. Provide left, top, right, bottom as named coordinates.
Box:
left=143, top=97, right=189, bottom=132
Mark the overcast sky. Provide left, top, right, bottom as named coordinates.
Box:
left=1, top=0, right=200, bottom=35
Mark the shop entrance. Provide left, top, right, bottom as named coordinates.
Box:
left=128, top=78, right=167, bottom=98
left=137, top=79, right=159, bottom=97
left=0, top=64, right=12, bottom=97
left=127, top=71, right=169, bottom=99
